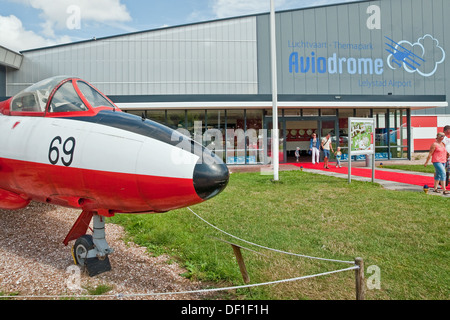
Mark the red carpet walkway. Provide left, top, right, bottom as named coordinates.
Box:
left=283, top=162, right=443, bottom=189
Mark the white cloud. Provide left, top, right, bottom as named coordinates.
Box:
left=0, top=15, right=71, bottom=51
left=1, top=0, right=132, bottom=51
left=21, top=0, right=132, bottom=31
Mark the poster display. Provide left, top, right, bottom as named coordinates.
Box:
left=350, top=119, right=375, bottom=155
left=348, top=118, right=376, bottom=183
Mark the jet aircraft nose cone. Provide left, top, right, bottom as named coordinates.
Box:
left=193, top=156, right=229, bottom=200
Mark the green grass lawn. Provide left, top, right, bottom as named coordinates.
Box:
left=110, top=170, right=449, bottom=300
left=380, top=164, right=435, bottom=174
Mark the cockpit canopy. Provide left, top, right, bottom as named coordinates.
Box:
left=4, top=76, right=118, bottom=117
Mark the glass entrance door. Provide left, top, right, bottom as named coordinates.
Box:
left=285, top=119, right=319, bottom=162
left=265, top=115, right=337, bottom=164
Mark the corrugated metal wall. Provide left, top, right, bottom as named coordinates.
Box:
left=257, top=0, right=450, bottom=115
left=0, top=66, right=6, bottom=97
left=6, top=16, right=258, bottom=96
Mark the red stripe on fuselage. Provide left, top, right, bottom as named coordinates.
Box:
left=0, top=158, right=203, bottom=213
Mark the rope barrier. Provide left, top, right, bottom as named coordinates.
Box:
left=3, top=265, right=359, bottom=300
left=187, top=207, right=355, bottom=265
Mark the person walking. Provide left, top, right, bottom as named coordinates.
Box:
left=335, top=147, right=342, bottom=168
left=321, top=133, right=334, bottom=169
left=444, top=125, right=450, bottom=188
left=424, top=132, right=448, bottom=195
left=309, top=133, right=320, bottom=165
left=295, top=147, right=300, bottom=162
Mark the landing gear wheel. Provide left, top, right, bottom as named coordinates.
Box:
left=73, top=235, right=94, bottom=266
left=68, top=214, right=113, bottom=277
left=72, top=233, right=112, bottom=277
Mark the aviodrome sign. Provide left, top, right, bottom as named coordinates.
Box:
left=289, top=34, right=446, bottom=81
left=289, top=51, right=384, bottom=75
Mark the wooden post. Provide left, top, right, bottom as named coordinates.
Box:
left=231, top=244, right=250, bottom=284
left=355, top=257, right=365, bottom=300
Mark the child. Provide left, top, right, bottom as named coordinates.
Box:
left=295, top=147, right=300, bottom=162
left=335, top=147, right=342, bottom=168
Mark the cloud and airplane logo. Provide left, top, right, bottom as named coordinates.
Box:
left=386, top=34, right=446, bottom=77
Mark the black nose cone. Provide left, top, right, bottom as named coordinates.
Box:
left=193, top=156, right=229, bottom=200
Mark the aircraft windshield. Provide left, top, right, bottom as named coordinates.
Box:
left=10, top=76, right=68, bottom=113
left=49, top=81, right=88, bottom=113
left=9, top=76, right=117, bottom=116
left=76, top=81, right=116, bottom=109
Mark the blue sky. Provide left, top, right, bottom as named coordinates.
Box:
left=0, top=0, right=358, bottom=52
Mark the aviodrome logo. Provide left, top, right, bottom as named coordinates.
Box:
left=288, top=35, right=445, bottom=78
left=386, top=34, right=446, bottom=77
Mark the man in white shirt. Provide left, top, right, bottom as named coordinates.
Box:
left=321, top=133, right=334, bottom=169
left=444, top=125, right=450, bottom=187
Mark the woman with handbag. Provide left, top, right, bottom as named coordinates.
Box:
left=424, top=132, right=449, bottom=195
left=309, top=133, right=320, bottom=165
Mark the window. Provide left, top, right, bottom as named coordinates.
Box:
left=302, top=109, right=319, bottom=117
left=146, top=110, right=166, bottom=124
left=49, top=82, right=88, bottom=113
left=11, top=76, right=67, bottom=114
left=11, top=92, right=42, bottom=112
left=76, top=81, right=115, bottom=109
left=321, top=109, right=336, bottom=116
left=373, top=109, right=389, bottom=159
left=166, top=110, right=185, bottom=129
left=389, top=109, right=408, bottom=159
left=187, top=110, right=206, bottom=146
left=226, top=110, right=245, bottom=164
left=337, top=109, right=354, bottom=158
left=246, top=110, right=264, bottom=164
left=283, top=109, right=301, bottom=117
left=356, top=109, right=371, bottom=117
left=206, top=110, right=226, bottom=162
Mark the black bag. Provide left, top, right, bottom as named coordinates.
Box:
left=320, top=138, right=329, bottom=151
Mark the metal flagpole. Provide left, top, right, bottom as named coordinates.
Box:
left=270, top=0, right=279, bottom=181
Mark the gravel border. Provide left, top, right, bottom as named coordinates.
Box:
left=0, top=202, right=211, bottom=300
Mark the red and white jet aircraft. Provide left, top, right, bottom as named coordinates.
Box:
left=0, top=76, right=229, bottom=276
